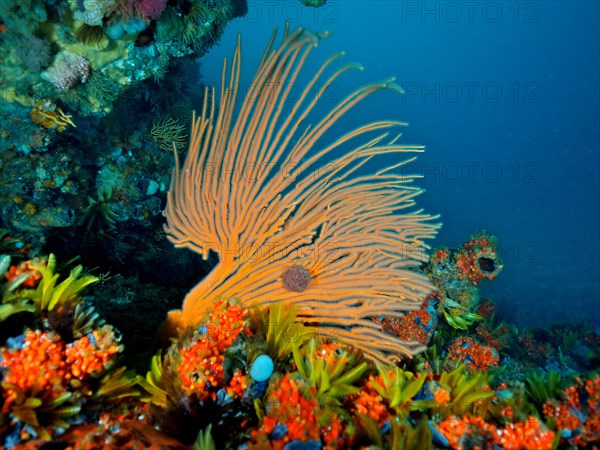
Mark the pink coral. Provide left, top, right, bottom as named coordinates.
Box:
left=133, top=0, right=167, bottom=20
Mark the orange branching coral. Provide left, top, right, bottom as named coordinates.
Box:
left=30, top=99, right=76, bottom=132
left=202, top=299, right=250, bottom=352
left=433, top=386, right=451, bottom=405
left=226, top=369, right=248, bottom=399
left=437, top=415, right=470, bottom=449
left=162, top=25, right=440, bottom=364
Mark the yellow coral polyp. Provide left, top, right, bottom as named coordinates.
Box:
left=30, top=99, right=76, bottom=132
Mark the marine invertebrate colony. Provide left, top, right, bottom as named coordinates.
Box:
left=163, top=25, right=440, bottom=363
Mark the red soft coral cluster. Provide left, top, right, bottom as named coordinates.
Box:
left=446, top=337, right=499, bottom=372
left=65, top=326, right=122, bottom=380
left=543, top=374, right=600, bottom=447
left=438, top=415, right=555, bottom=450
left=455, top=230, right=502, bottom=286
left=378, top=293, right=438, bottom=346
left=176, top=299, right=251, bottom=402
left=4, top=260, right=41, bottom=288
left=1, top=329, right=122, bottom=414
left=248, top=373, right=343, bottom=450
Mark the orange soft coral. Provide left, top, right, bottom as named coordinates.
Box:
left=446, top=337, right=499, bottom=371
left=543, top=374, right=600, bottom=447
left=437, top=415, right=554, bottom=450
left=4, top=260, right=42, bottom=288
left=248, top=374, right=323, bottom=450
left=64, top=326, right=122, bottom=380
left=498, top=417, right=555, bottom=450
left=177, top=340, right=225, bottom=401
left=0, top=331, right=68, bottom=413
left=454, top=230, right=502, bottom=285
left=176, top=299, right=251, bottom=401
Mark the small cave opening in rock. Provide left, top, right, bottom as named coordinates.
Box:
left=478, top=257, right=495, bottom=273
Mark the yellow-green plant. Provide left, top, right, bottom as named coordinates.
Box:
left=75, top=24, right=106, bottom=48
left=5, top=388, right=80, bottom=441
left=93, top=366, right=140, bottom=403
left=0, top=254, right=36, bottom=322
left=440, top=295, right=484, bottom=330
left=524, top=370, right=563, bottom=410
left=137, top=351, right=181, bottom=411
left=443, top=309, right=484, bottom=330
left=256, top=302, right=314, bottom=362
left=6, top=254, right=98, bottom=313
left=79, top=188, right=121, bottom=235
left=355, top=414, right=433, bottom=450
left=417, top=336, right=454, bottom=375
left=0, top=299, right=35, bottom=322
left=390, top=420, right=433, bottom=450
left=369, top=365, right=428, bottom=420
left=354, top=413, right=384, bottom=448
left=437, top=365, right=495, bottom=417
left=292, top=338, right=367, bottom=409
left=195, top=424, right=216, bottom=450
left=0, top=230, right=20, bottom=256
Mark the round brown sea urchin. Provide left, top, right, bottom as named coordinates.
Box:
left=282, top=265, right=311, bottom=292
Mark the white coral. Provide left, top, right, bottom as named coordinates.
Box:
left=70, top=0, right=116, bottom=26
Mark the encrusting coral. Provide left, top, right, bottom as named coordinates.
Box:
left=162, top=25, right=440, bottom=364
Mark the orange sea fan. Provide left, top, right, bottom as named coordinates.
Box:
left=162, top=25, right=440, bottom=364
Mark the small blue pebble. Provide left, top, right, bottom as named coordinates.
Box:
left=122, top=18, right=147, bottom=35
left=250, top=354, right=274, bottom=382
left=5, top=334, right=25, bottom=350
left=381, top=420, right=391, bottom=434
left=269, top=423, right=288, bottom=440
left=429, top=421, right=450, bottom=448
left=104, top=23, right=125, bottom=40
left=250, top=380, right=268, bottom=397
left=283, top=440, right=321, bottom=450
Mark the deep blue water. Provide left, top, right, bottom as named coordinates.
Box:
left=201, top=1, right=600, bottom=327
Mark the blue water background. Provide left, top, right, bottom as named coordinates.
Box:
left=200, top=1, right=600, bottom=327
